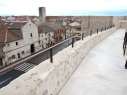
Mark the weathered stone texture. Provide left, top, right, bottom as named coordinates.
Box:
left=81, top=16, right=113, bottom=36
left=0, top=28, right=116, bottom=95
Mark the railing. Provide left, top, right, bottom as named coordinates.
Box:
left=0, top=36, right=80, bottom=74
left=37, top=35, right=77, bottom=63
left=0, top=26, right=114, bottom=74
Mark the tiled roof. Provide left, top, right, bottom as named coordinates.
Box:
left=0, top=21, right=24, bottom=57
left=0, top=22, right=24, bottom=43
left=48, top=23, right=65, bottom=30
left=7, top=28, right=23, bottom=42
left=14, top=16, right=37, bottom=21
left=38, top=23, right=65, bottom=33
left=38, top=23, right=55, bottom=33
left=69, top=21, right=81, bottom=27
left=46, top=16, right=65, bottom=19
left=0, top=23, right=7, bottom=43
left=6, top=21, right=27, bottom=28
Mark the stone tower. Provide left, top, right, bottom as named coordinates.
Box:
left=39, top=7, right=46, bottom=23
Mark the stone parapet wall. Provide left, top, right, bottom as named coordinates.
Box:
left=119, top=20, right=127, bottom=29
left=81, top=16, right=113, bottom=36
left=0, top=28, right=116, bottom=95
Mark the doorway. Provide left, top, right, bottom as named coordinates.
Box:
left=0, top=58, right=3, bottom=66
left=30, top=44, right=35, bottom=53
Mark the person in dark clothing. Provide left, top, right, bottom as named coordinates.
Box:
left=123, top=32, right=127, bottom=56
left=123, top=32, right=127, bottom=69
left=125, top=60, right=127, bottom=69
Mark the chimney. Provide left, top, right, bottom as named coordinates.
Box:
left=39, top=7, right=46, bottom=23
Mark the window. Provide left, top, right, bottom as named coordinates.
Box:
left=38, top=40, right=40, bottom=44
left=22, top=51, right=25, bottom=55
left=17, top=53, right=20, bottom=58
left=12, top=55, right=15, bottom=59
left=30, top=33, right=33, bottom=37
left=16, top=42, right=18, bottom=45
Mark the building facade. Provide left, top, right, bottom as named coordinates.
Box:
left=0, top=7, right=117, bottom=69
left=0, top=7, right=66, bottom=68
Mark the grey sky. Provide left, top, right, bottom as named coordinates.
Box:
left=0, top=0, right=127, bottom=16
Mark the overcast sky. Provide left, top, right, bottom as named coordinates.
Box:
left=0, top=0, right=127, bottom=16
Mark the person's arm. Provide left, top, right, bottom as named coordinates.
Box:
left=124, top=32, right=127, bottom=42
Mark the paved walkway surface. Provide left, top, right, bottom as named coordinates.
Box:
left=58, top=29, right=127, bottom=95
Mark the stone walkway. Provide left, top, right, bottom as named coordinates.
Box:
left=58, top=29, right=127, bottom=95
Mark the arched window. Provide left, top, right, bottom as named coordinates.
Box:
left=12, top=55, right=15, bottom=59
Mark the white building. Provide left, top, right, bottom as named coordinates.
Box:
left=0, top=21, right=36, bottom=67
left=0, top=7, right=64, bottom=68
left=0, top=20, right=59, bottom=68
